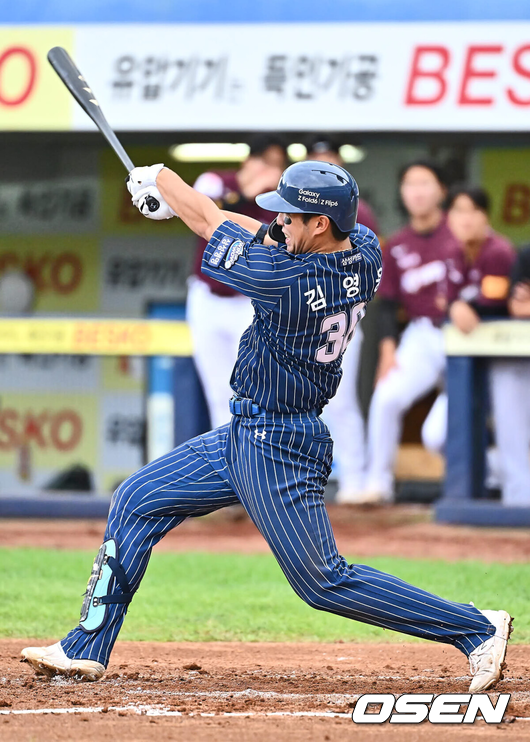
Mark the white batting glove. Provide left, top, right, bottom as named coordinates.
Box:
left=133, top=185, right=178, bottom=220
left=127, top=164, right=165, bottom=197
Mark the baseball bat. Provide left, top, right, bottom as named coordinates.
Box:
left=47, top=46, right=159, bottom=212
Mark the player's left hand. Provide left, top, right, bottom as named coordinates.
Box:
left=132, top=185, right=178, bottom=220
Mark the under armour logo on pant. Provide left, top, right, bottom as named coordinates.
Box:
left=254, top=429, right=266, bottom=441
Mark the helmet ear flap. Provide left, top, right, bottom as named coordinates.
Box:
left=267, top=217, right=286, bottom=244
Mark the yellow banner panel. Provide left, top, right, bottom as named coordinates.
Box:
left=0, top=235, right=100, bottom=313
left=481, top=148, right=530, bottom=246
left=0, top=27, right=73, bottom=131
left=0, top=392, right=97, bottom=474
left=0, top=318, right=193, bottom=356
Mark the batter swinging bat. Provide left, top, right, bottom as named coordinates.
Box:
left=47, top=46, right=159, bottom=212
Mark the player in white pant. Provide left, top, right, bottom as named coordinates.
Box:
left=187, top=278, right=255, bottom=429
left=503, top=246, right=530, bottom=504
left=365, top=161, right=463, bottom=502
left=305, top=135, right=380, bottom=502
left=421, top=185, right=521, bottom=504
left=368, top=318, right=446, bottom=499
left=187, top=136, right=286, bottom=429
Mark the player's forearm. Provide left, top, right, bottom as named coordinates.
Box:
left=157, top=168, right=224, bottom=240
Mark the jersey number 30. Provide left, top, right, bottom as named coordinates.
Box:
left=315, top=302, right=366, bottom=363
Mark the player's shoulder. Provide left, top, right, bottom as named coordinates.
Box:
left=350, top=223, right=380, bottom=249
left=349, top=224, right=382, bottom=267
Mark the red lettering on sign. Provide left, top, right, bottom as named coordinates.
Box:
left=25, top=254, right=51, bottom=290
left=0, top=408, right=83, bottom=451
left=23, top=412, right=49, bottom=449
left=0, top=252, right=83, bottom=295
left=502, top=184, right=530, bottom=225
left=0, top=47, right=37, bottom=106
left=405, top=46, right=450, bottom=105
left=508, top=45, right=530, bottom=106
left=50, top=410, right=82, bottom=452
left=458, top=45, right=503, bottom=105
left=0, top=410, right=18, bottom=450
left=50, top=253, right=82, bottom=294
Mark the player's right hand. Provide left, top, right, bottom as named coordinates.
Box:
left=127, top=164, right=166, bottom=197
left=132, top=185, right=177, bottom=220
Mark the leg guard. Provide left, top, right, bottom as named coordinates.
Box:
left=79, top=538, right=134, bottom=633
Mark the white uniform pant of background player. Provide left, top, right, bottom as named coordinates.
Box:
left=490, top=359, right=530, bottom=505
left=186, top=277, right=255, bottom=429
left=366, top=318, right=445, bottom=497
left=423, top=360, right=530, bottom=507
left=322, top=327, right=365, bottom=495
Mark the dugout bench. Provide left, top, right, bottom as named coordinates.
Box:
left=435, top=320, right=530, bottom=527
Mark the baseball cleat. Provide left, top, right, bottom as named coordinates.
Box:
left=468, top=610, right=513, bottom=693
left=21, top=642, right=105, bottom=682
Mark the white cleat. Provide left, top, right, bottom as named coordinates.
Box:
left=468, top=610, right=513, bottom=693
left=21, top=642, right=105, bottom=682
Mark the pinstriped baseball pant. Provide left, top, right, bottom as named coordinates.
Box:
left=62, top=413, right=494, bottom=667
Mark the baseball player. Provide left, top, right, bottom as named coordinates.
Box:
left=421, top=186, right=518, bottom=501
left=305, top=135, right=380, bottom=503
left=22, top=161, right=511, bottom=693
left=365, top=160, right=463, bottom=502
left=504, top=245, right=530, bottom=503
left=188, top=135, right=287, bottom=429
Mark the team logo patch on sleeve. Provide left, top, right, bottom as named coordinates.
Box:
left=208, top=235, right=234, bottom=267
left=224, top=239, right=245, bottom=269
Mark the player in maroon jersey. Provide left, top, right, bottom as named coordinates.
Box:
left=187, top=136, right=287, bottom=429
left=364, top=160, right=462, bottom=502
left=505, top=245, right=530, bottom=503
left=421, top=185, right=523, bottom=505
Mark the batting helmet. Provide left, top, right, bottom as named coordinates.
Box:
left=255, top=161, right=359, bottom=233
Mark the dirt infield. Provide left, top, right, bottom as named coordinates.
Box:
left=2, top=504, right=530, bottom=562
left=3, top=640, right=530, bottom=740
left=3, top=506, right=530, bottom=740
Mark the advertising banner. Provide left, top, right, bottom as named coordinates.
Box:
left=3, top=23, right=530, bottom=132
left=0, top=27, right=73, bottom=130
left=480, top=148, right=530, bottom=244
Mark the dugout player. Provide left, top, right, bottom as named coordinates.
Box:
left=421, top=187, right=518, bottom=504
left=306, top=135, right=380, bottom=503
left=364, top=160, right=462, bottom=503
left=22, top=160, right=512, bottom=693
left=188, top=135, right=287, bottom=429
left=504, top=245, right=530, bottom=503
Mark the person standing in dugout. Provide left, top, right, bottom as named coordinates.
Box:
left=364, top=160, right=463, bottom=503
left=188, top=135, right=287, bottom=429
left=421, top=186, right=520, bottom=505
left=504, top=244, right=530, bottom=501
left=22, top=159, right=512, bottom=694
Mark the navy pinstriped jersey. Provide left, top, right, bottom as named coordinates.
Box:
left=202, top=220, right=382, bottom=414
